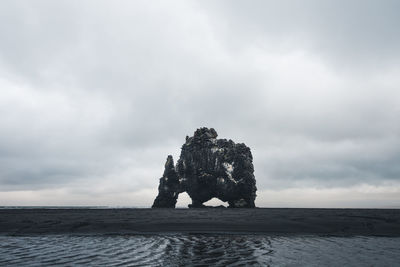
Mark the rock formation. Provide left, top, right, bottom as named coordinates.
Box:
left=152, top=128, right=257, bottom=208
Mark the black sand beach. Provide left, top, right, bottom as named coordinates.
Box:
left=1, top=208, right=399, bottom=236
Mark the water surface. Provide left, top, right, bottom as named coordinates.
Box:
left=1, top=234, right=399, bottom=266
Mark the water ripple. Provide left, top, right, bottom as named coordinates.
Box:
left=0, top=235, right=399, bottom=266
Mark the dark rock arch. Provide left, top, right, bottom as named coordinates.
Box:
left=152, top=128, right=257, bottom=208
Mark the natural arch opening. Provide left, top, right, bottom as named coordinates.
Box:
left=175, top=192, right=191, bottom=208
left=203, top=198, right=227, bottom=207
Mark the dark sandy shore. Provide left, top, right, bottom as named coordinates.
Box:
left=1, top=208, right=399, bottom=236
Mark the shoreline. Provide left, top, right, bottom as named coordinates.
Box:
left=1, top=208, right=399, bottom=236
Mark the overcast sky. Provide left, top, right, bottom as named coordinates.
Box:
left=1, top=0, right=399, bottom=208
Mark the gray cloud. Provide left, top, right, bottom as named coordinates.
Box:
left=200, top=0, right=400, bottom=69
left=0, top=0, right=399, bottom=206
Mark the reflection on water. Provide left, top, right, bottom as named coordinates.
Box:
left=0, top=234, right=399, bottom=266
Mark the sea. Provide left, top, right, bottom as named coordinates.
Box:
left=1, top=207, right=400, bottom=266
left=1, top=234, right=400, bottom=266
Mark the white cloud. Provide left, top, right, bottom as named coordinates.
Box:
left=0, top=0, right=399, bottom=207
left=257, top=182, right=400, bottom=208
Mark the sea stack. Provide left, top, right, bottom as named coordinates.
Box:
left=152, top=127, right=257, bottom=208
